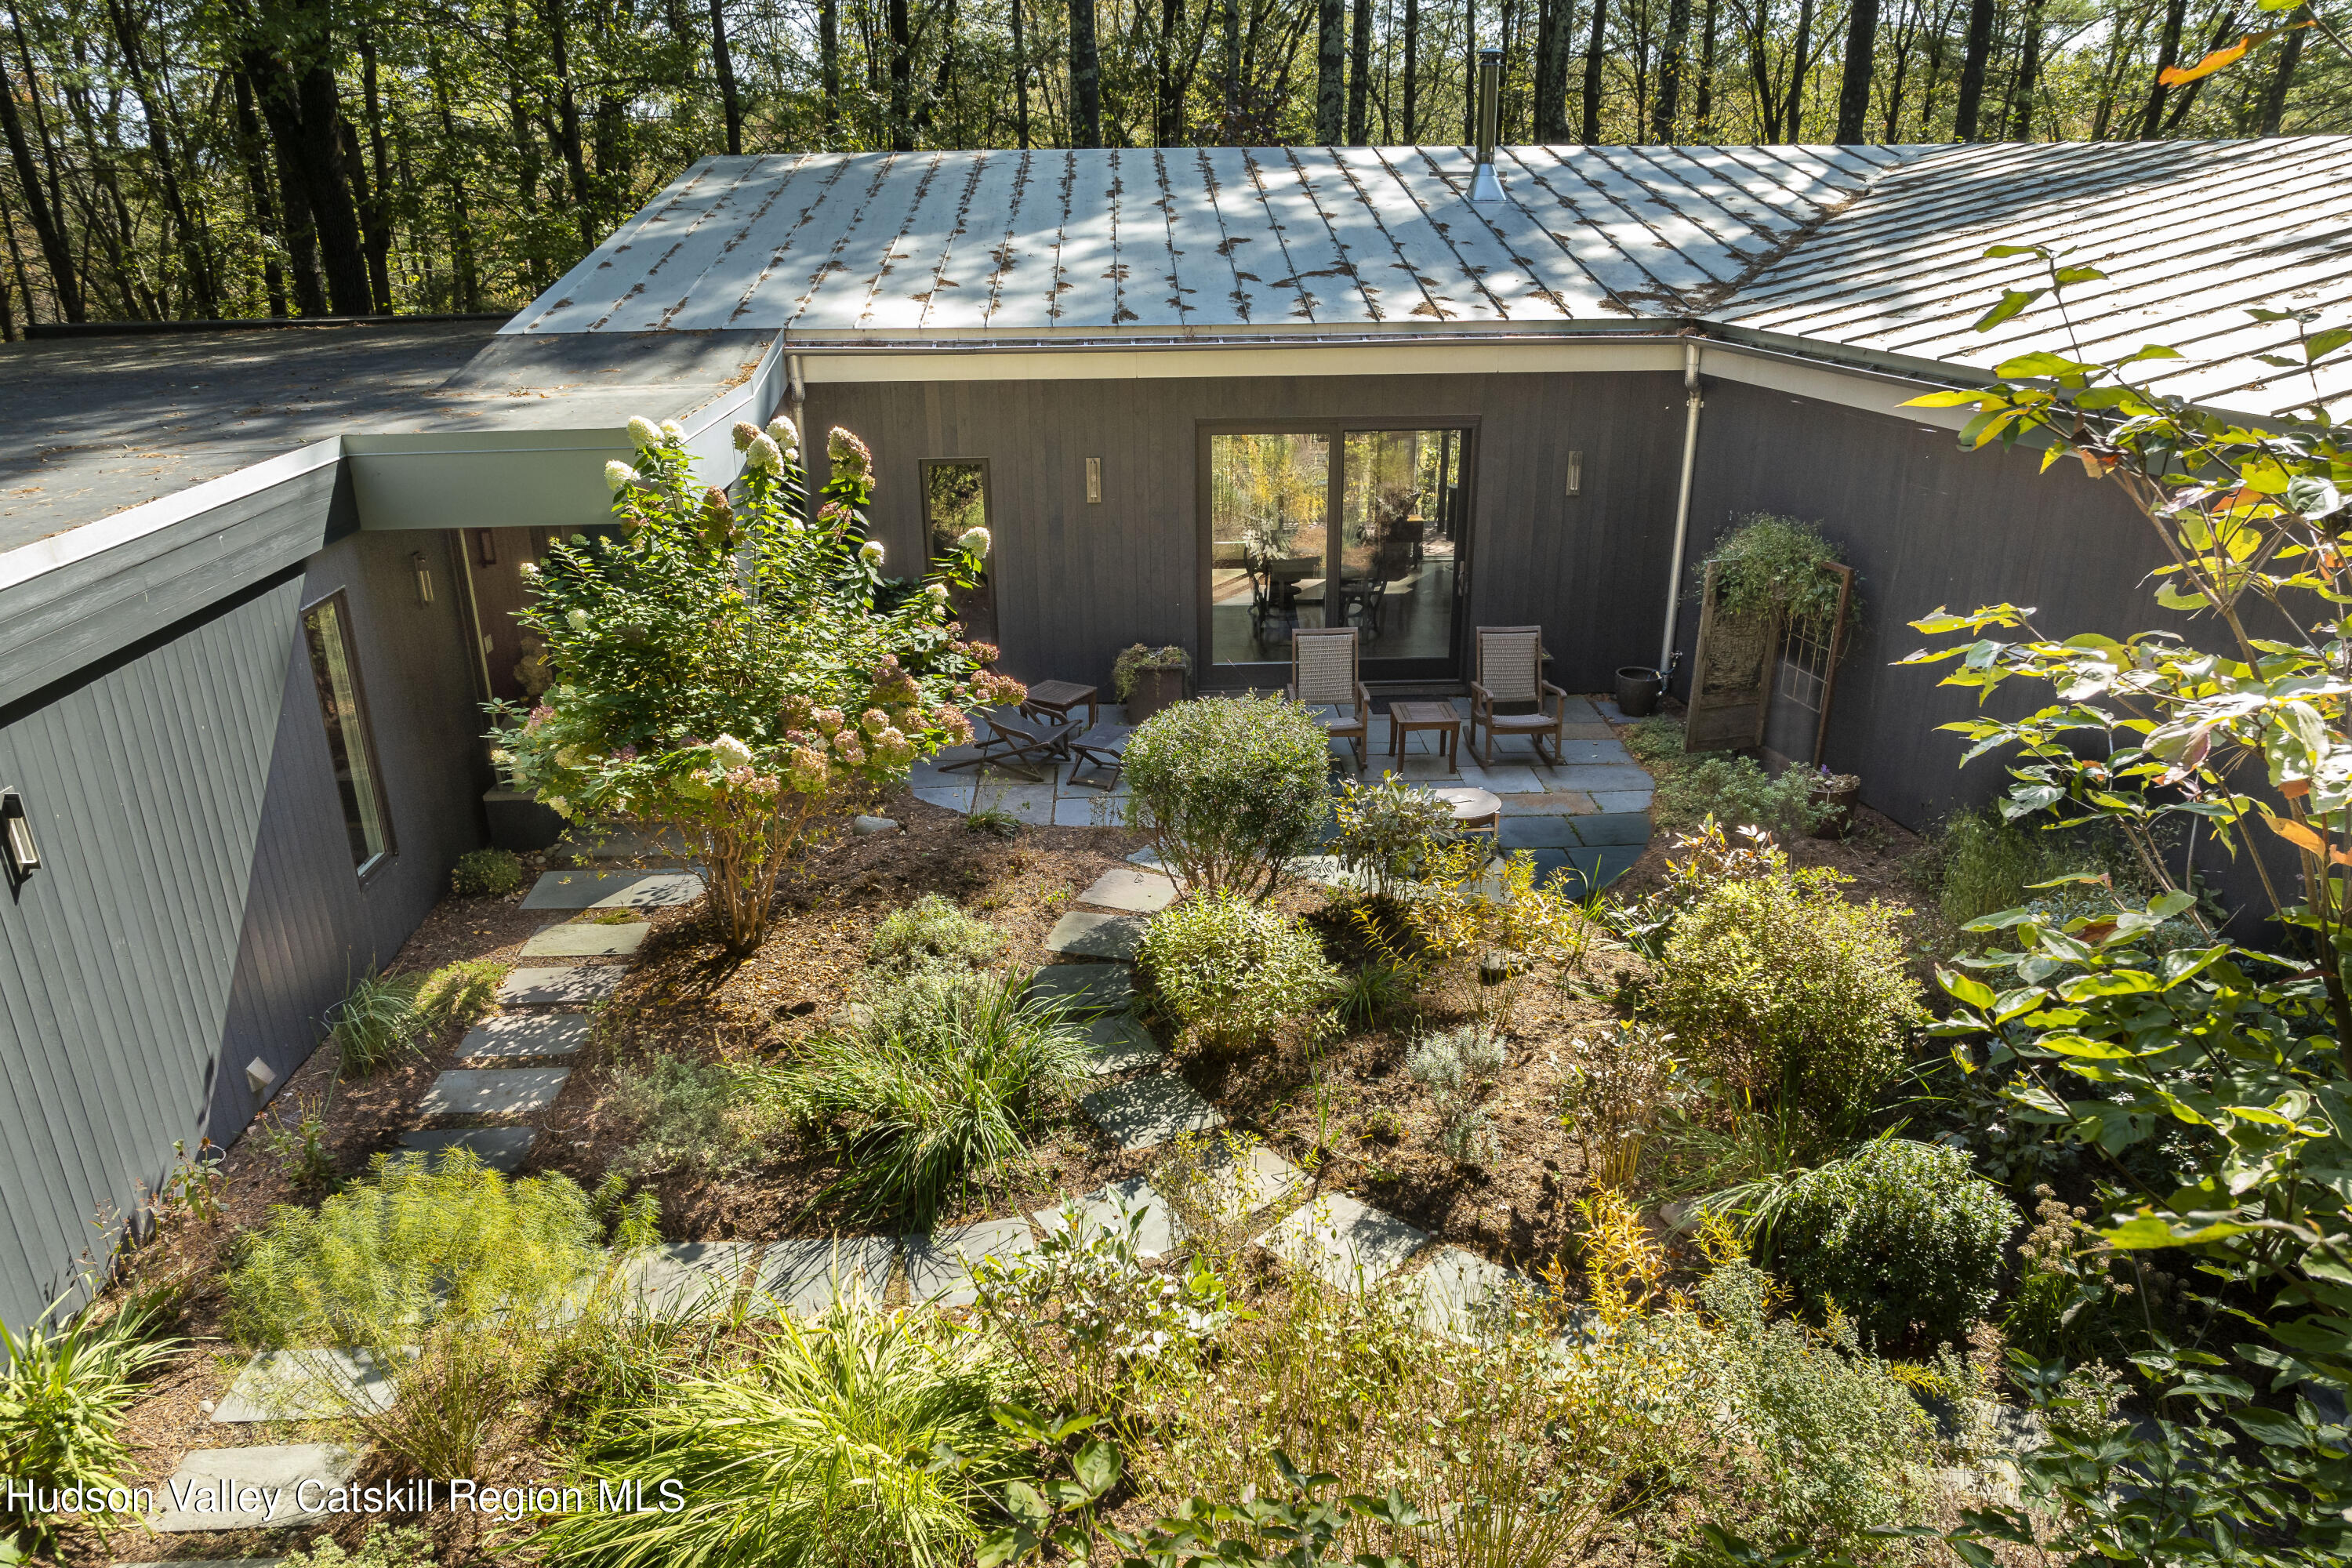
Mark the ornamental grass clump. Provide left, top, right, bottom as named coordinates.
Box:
left=1122, top=695, right=1330, bottom=899
left=488, top=416, right=1021, bottom=954
left=1140, top=891, right=1338, bottom=1054
left=866, top=892, right=1005, bottom=975
left=0, top=1297, right=180, bottom=1551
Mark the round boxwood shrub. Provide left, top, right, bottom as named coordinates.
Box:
left=1642, top=863, right=1925, bottom=1129
left=450, top=847, right=524, bottom=898
left=1123, top=695, right=1330, bottom=899
left=1140, top=890, right=1337, bottom=1053
left=1773, top=1138, right=2019, bottom=1348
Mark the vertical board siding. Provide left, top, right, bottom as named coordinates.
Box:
left=0, top=529, right=486, bottom=1330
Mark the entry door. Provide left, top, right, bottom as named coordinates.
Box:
left=1204, top=424, right=1470, bottom=684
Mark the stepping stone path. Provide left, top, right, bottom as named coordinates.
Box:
left=1257, top=1192, right=1428, bottom=1290
left=521, top=920, right=648, bottom=959
left=151, top=1443, right=360, bottom=1532
left=1407, top=1247, right=1524, bottom=1340
left=458, top=1012, right=588, bottom=1060
left=521, top=867, right=704, bottom=910
left=416, top=1068, right=570, bottom=1119
left=396, top=1125, right=536, bottom=1173
left=1082, top=1074, right=1223, bottom=1150
left=212, top=1349, right=397, bottom=1424
left=1029, top=962, right=1138, bottom=1011
left=1043, top=911, right=1148, bottom=960
left=619, top=1241, right=761, bottom=1316
left=497, top=964, right=623, bottom=1005
left=906, top=1219, right=1040, bottom=1307
left=1034, top=1177, right=1179, bottom=1258
left=1078, top=1014, right=1164, bottom=1075
left=755, top=1237, right=898, bottom=1317
left=1076, top=867, right=1178, bottom=914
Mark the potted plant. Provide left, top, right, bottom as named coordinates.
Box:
left=1113, top=644, right=1191, bottom=724
left=1809, top=768, right=1861, bottom=838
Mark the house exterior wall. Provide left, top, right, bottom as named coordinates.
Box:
left=0, top=527, right=482, bottom=1330
left=805, top=369, right=1692, bottom=695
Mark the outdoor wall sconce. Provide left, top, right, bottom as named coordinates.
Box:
left=412, top=552, right=435, bottom=604
left=1565, top=450, right=1584, bottom=497
left=474, top=528, right=497, bottom=567
left=246, top=1056, right=279, bottom=1100
left=1085, top=456, right=1103, bottom=504
left=1, top=788, right=38, bottom=884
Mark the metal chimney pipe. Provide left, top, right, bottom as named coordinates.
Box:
left=1470, top=49, right=1504, bottom=202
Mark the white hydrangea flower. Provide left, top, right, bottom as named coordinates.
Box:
left=926, top=582, right=949, bottom=600
left=604, top=460, right=639, bottom=492
left=660, top=419, right=684, bottom=442
left=519, top=561, right=539, bottom=578
left=566, top=607, right=591, bottom=630
left=859, top=539, right=886, bottom=567
left=957, top=526, right=992, bottom=557
left=626, top=416, right=661, bottom=448
left=544, top=795, right=569, bottom=816
left=767, top=414, right=799, bottom=448
left=710, top=733, right=754, bottom=769
left=746, top=433, right=782, bottom=472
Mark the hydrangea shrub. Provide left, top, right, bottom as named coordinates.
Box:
left=488, top=416, right=1022, bottom=953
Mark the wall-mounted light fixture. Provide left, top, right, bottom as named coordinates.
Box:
left=473, top=529, right=497, bottom=567
left=1564, top=450, right=1584, bottom=497
left=245, top=1056, right=279, bottom=1100
left=1, top=787, right=39, bottom=884
left=1085, top=456, right=1103, bottom=504
left=412, top=551, right=435, bottom=604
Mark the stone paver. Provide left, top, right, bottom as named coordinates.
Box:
left=973, top=779, right=1056, bottom=823
left=1082, top=1074, right=1223, bottom=1150
left=1033, top=1177, right=1180, bottom=1258
left=1563, top=845, right=1644, bottom=889
left=1553, top=764, right=1655, bottom=794
left=1054, top=797, right=1120, bottom=826
left=395, top=1127, right=537, bottom=1173
left=521, top=921, right=648, bottom=959
left=1456, top=763, right=1544, bottom=794
left=1077, top=867, right=1179, bottom=914
left=1196, top=1141, right=1310, bottom=1210
left=1592, top=789, right=1656, bottom=814
left=913, top=783, right=975, bottom=811
left=1030, top=962, right=1139, bottom=1011
left=1501, top=791, right=1598, bottom=815
left=1570, top=812, right=1652, bottom=846
left=523, top=868, right=704, bottom=911
left=619, top=1241, right=761, bottom=1316
left=1408, top=1247, right=1524, bottom=1339
left=1079, top=1014, right=1165, bottom=1075
left=1555, top=739, right=1635, bottom=766
left=416, top=1068, right=570, bottom=1119
left=151, top=1444, right=361, bottom=1532
left=1044, top=911, right=1148, bottom=960
left=497, top=966, right=623, bottom=1006
left=754, top=1236, right=898, bottom=1316
left=905, top=1218, right=1039, bottom=1307
left=459, top=1014, right=589, bottom=1059
left=1257, top=1192, right=1428, bottom=1290
left=852, top=815, right=901, bottom=834
left=1125, top=848, right=1171, bottom=870
left=212, top=1349, right=398, bottom=1423
left=1498, top=817, right=1579, bottom=849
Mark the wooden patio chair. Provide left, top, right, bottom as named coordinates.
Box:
left=939, top=709, right=1073, bottom=783
left=1288, top=626, right=1370, bottom=771
left=1468, top=625, right=1569, bottom=767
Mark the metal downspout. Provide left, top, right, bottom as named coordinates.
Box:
left=1659, top=339, right=1704, bottom=677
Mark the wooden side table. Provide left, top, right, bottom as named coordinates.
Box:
left=1022, top=679, right=1100, bottom=731
left=1388, top=699, right=1461, bottom=769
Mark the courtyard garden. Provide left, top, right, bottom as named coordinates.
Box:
left=11, top=376, right=2352, bottom=1568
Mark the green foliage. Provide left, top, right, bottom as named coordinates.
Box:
left=1112, top=643, right=1192, bottom=700
left=1697, top=514, right=1857, bottom=630
left=1642, top=861, right=1926, bottom=1130
left=329, top=970, right=425, bottom=1074
left=0, top=1297, right=180, bottom=1548
left=254, top=1094, right=336, bottom=1192
left=536, top=1298, right=1021, bottom=1568
left=450, top=847, right=525, bottom=897
left=1123, top=697, right=1331, bottom=900
left=772, top=971, right=1087, bottom=1221
left=608, top=1054, right=772, bottom=1179
left=1140, top=891, right=1338, bottom=1053
left=487, top=419, right=1011, bottom=953
left=225, top=1152, right=656, bottom=1360
left=867, top=893, right=1005, bottom=974
left=1653, top=753, right=1829, bottom=839
left=1768, top=1138, right=2017, bottom=1348
left=1330, top=960, right=1419, bottom=1029
left=413, top=958, right=507, bottom=1035
left=1624, top=715, right=1688, bottom=765
left=1329, top=775, right=1455, bottom=901
left=278, top=1524, right=436, bottom=1568
left=966, top=807, right=1023, bottom=840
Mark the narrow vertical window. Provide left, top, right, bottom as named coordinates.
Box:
left=302, top=593, right=392, bottom=874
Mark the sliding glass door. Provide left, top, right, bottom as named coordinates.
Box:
left=1205, top=423, right=1469, bottom=684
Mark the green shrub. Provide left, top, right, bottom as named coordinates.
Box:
left=451, top=847, right=524, bottom=898
left=1698, top=513, right=1858, bottom=630
left=866, top=892, right=1004, bottom=974
left=0, top=1298, right=180, bottom=1548
left=1653, top=753, right=1828, bottom=838
left=536, top=1298, right=1019, bottom=1568
left=609, top=1054, right=772, bottom=1178
left=279, top=1524, right=436, bottom=1568
left=1642, top=864, right=1925, bottom=1130
left=413, top=958, right=506, bottom=1034
left=1624, top=714, right=1686, bottom=766
left=774, top=972, right=1086, bottom=1221
left=1770, top=1138, right=2018, bottom=1348
left=1329, top=775, right=1454, bottom=900
left=1913, top=806, right=2068, bottom=931
left=1123, top=695, right=1330, bottom=899
left=329, top=971, right=424, bottom=1074
left=1140, top=891, right=1338, bottom=1053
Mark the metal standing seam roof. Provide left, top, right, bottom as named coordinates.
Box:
left=510, top=136, right=2352, bottom=421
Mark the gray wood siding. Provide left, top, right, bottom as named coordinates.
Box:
left=0, top=529, right=485, bottom=1330
left=806, top=370, right=1690, bottom=695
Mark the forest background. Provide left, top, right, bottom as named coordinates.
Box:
left=0, top=0, right=2342, bottom=332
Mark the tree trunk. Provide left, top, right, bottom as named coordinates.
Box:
left=2005, top=0, right=2045, bottom=139
left=1403, top=0, right=1420, bottom=139
left=543, top=0, right=594, bottom=238
left=354, top=27, right=394, bottom=314
left=1534, top=0, right=1571, bottom=138
left=821, top=0, right=840, bottom=136
left=1952, top=0, right=1994, bottom=139
left=0, top=169, right=34, bottom=328
left=1581, top=0, right=1605, bottom=143
left=230, top=70, right=288, bottom=317
left=1783, top=0, right=1816, bottom=140
left=1693, top=0, right=1719, bottom=134
left=1348, top=0, right=1373, bottom=142
left=0, top=42, right=79, bottom=319
left=2259, top=9, right=2307, bottom=134
left=1156, top=0, right=1181, bottom=140
left=1009, top=0, right=1029, bottom=146
left=2140, top=0, right=2187, bottom=136
left=1655, top=0, right=1690, bottom=139
left=2161, top=3, right=2239, bottom=133
left=1316, top=0, right=1344, bottom=142
left=1071, top=0, right=1102, bottom=146
left=428, top=50, right=480, bottom=311
left=1834, top=0, right=1878, bottom=142
left=106, top=0, right=216, bottom=315
left=709, top=0, right=742, bottom=153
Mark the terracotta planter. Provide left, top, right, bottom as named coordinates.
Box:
left=1810, top=781, right=1861, bottom=839
left=1124, top=665, right=1187, bottom=724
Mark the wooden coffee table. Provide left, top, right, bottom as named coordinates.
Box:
left=1022, top=679, right=1099, bottom=731
left=1389, top=699, right=1462, bottom=768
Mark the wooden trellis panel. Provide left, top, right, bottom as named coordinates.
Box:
left=1762, top=562, right=1856, bottom=771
